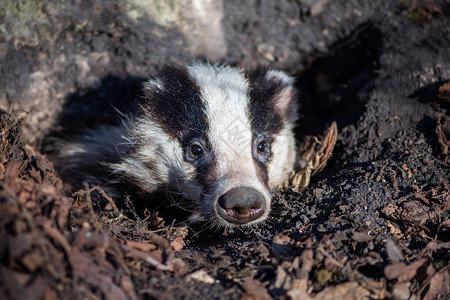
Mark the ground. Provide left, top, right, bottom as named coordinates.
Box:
left=0, top=1, right=449, bottom=299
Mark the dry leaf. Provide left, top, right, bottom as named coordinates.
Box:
left=288, top=122, right=338, bottom=188
left=436, top=117, right=450, bottom=162
left=438, top=82, right=450, bottom=103
left=240, top=278, right=273, bottom=300
left=314, top=282, right=370, bottom=300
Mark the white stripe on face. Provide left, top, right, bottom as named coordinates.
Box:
left=188, top=64, right=272, bottom=224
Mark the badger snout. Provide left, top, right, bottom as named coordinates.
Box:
left=216, top=186, right=267, bottom=224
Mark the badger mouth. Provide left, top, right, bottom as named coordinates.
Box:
left=215, top=186, right=267, bottom=225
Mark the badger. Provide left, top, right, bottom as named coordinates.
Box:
left=55, top=63, right=298, bottom=228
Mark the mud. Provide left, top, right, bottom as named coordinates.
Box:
left=1, top=0, right=449, bottom=299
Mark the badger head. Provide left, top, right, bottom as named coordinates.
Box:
left=112, top=63, right=298, bottom=228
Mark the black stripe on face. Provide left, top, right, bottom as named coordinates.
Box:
left=142, top=65, right=208, bottom=140
left=247, top=69, right=290, bottom=187
left=141, top=65, right=217, bottom=196
left=193, top=145, right=218, bottom=196
left=247, top=69, right=286, bottom=136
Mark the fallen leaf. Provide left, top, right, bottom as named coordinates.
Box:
left=170, top=236, right=185, bottom=252
left=391, top=282, right=410, bottom=300
left=384, top=258, right=427, bottom=281
left=186, top=270, right=215, bottom=284
left=314, top=282, right=370, bottom=300
left=125, top=240, right=157, bottom=252
left=351, top=230, right=374, bottom=242
left=289, top=122, right=338, bottom=188
left=240, top=278, right=273, bottom=300
left=436, top=117, right=450, bottom=161
left=273, top=265, right=291, bottom=290
left=423, top=267, right=449, bottom=300
left=438, top=82, right=450, bottom=103
left=386, top=239, right=404, bottom=262
left=287, top=287, right=312, bottom=300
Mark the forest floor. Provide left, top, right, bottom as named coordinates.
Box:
left=1, top=1, right=449, bottom=299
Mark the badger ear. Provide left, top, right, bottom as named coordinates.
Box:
left=248, top=69, right=298, bottom=124
left=143, top=77, right=164, bottom=97
left=264, top=70, right=298, bottom=122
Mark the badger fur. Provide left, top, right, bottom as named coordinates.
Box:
left=55, top=63, right=298, bottom=228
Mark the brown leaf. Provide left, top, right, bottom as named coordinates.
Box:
left=314, top=282, right=370, bottom=300
left=120, top=276, right=139, bottom=300
left=436, top=117, right=450, bottom=161
left=391, top=282, right=410, bottom=300
left=240, top=278, right=273, bottom=300
left=294, top=239, right=314, bottom=280
left=351, top=230, right=374, bottom=243
left=8, top=233, right=34, bottom=261
left=186, top=270, right=215, bottom=284
left=423, top=267, right=450, bottom=300
left=438, top=82, right=450, bottom=103
left=70, top=249, right=130, bottom=300
left=289, top=122, right=338, bottom=188
left=312, top=121, right=338, bottom=176
left=287, top=285, right=313, bottom=300
left=273, top=265, right=291, bottom=290
left=384, top=258, right=427, bottom=281
left=125, top=239, right=157, bottom=252
left=170, top=236, right=185, bottom=252
left=21, top=253, right=43, bottom=272
left=39, top=219, right=72, bottom=254
left=413, top=184, right=430, bottom=205
left=386, top=239, right=404, bottom=262
left=0, top=268, right=48, bottom=300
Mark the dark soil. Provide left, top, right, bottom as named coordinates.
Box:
left=1, top=1, right=449, bottom=299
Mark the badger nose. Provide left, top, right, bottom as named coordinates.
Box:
left=217, top=187, right=266, bottom=224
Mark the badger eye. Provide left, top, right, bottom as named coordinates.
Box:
left=190, top=144, right=203, bottom=157
left=186, top=140, right=206, bottom=162
left=257, top=141, right=268, bottom=153
left=254, top=138, right=271, bottom=162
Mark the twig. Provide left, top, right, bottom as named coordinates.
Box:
left=73, top=185, right=120, bottom=214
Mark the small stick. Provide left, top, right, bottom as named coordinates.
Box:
left=73, top=185, right=120, bottom=214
